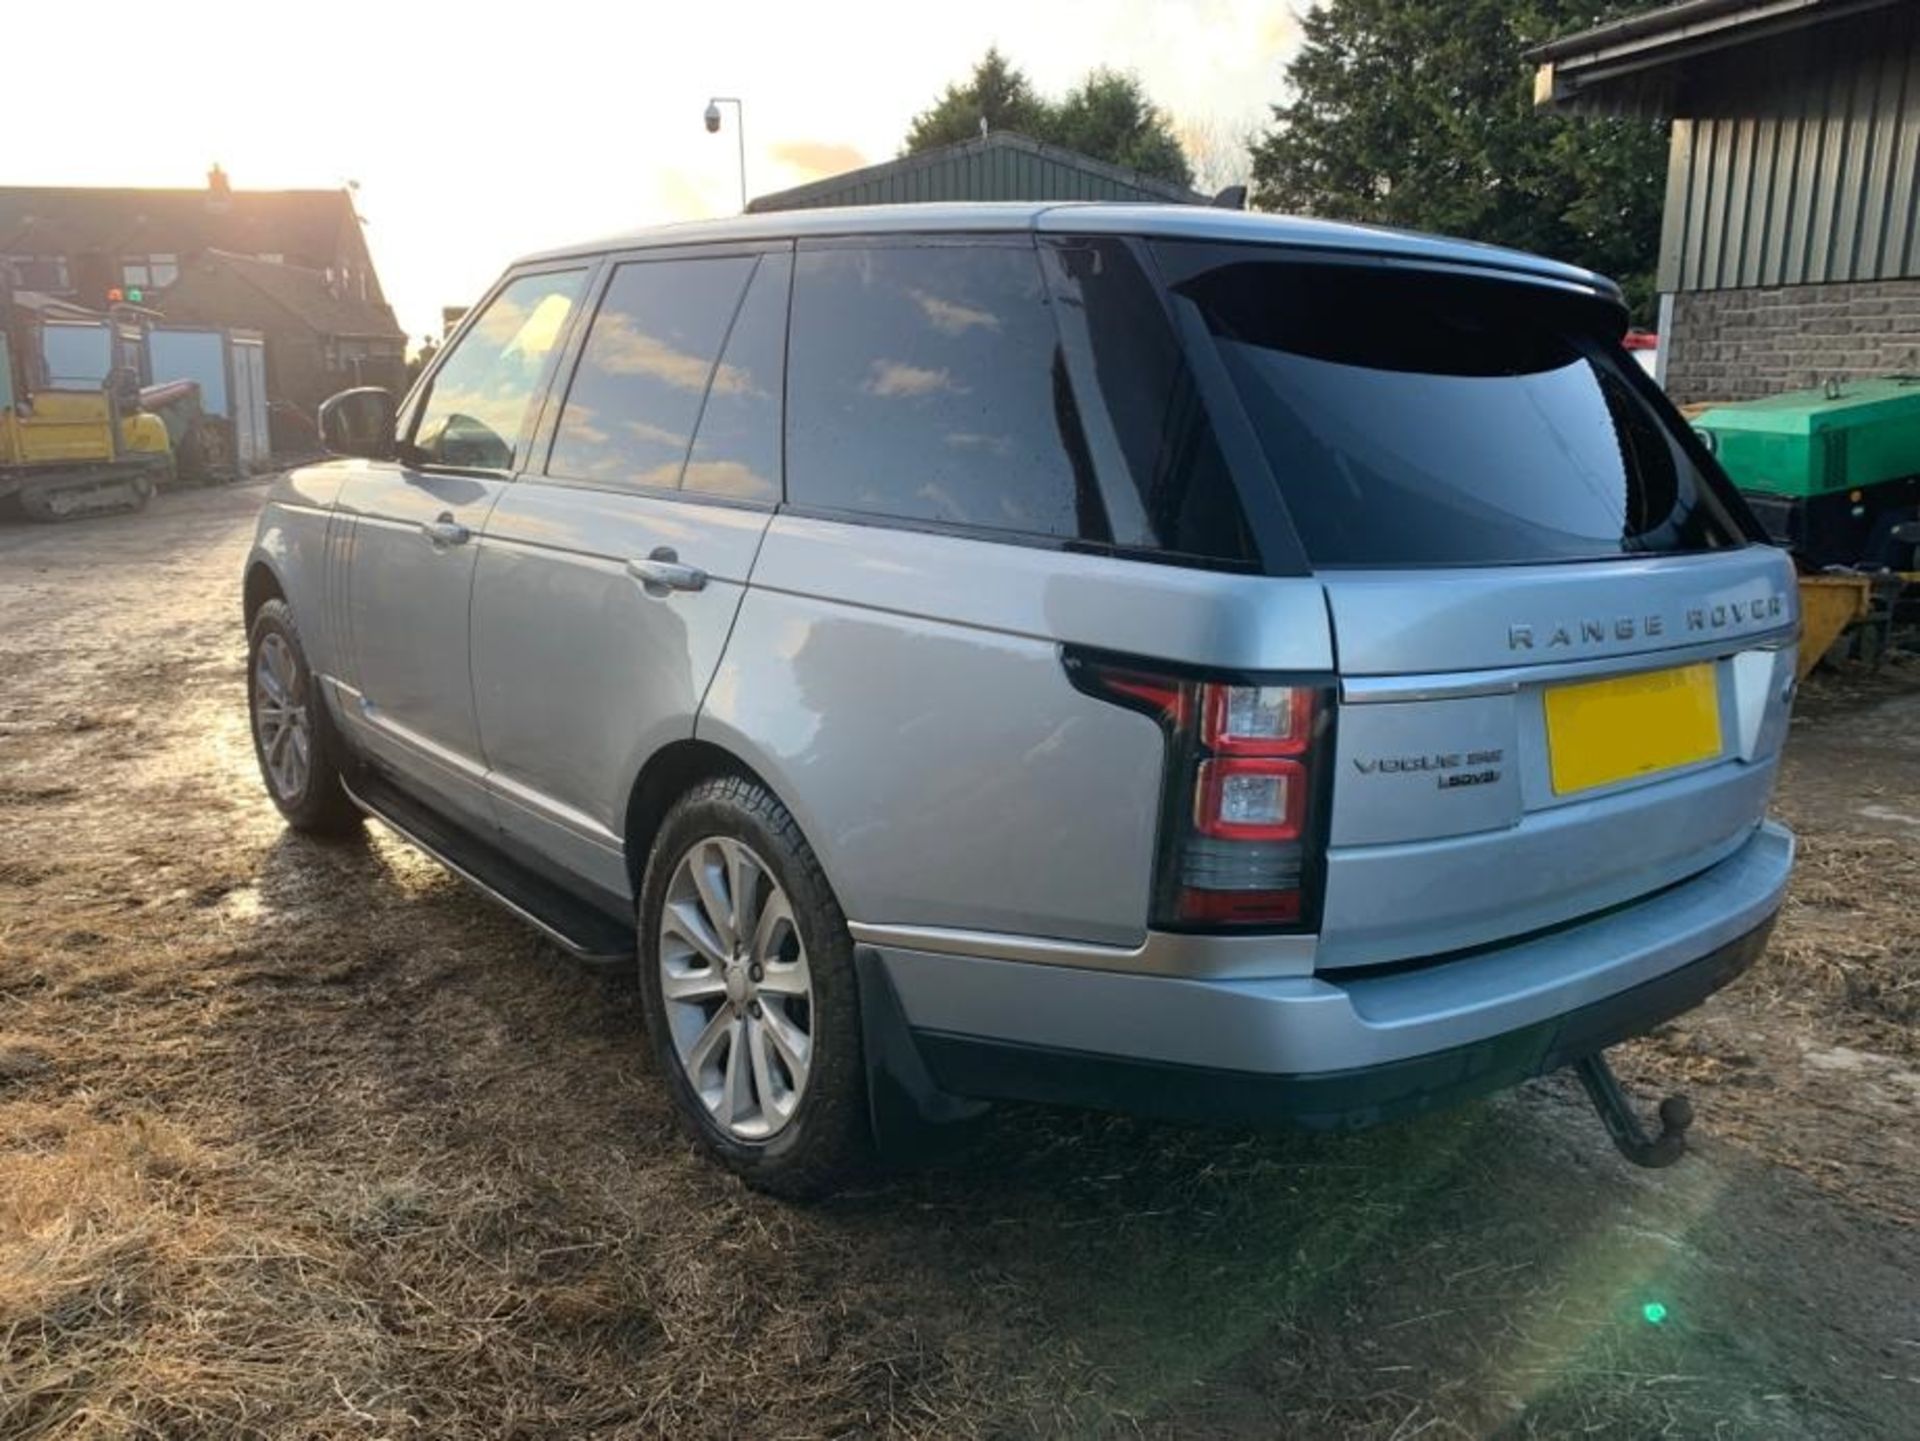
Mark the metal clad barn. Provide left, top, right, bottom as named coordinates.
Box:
left=747, top=131, right=1205, bottom=212
left=1658, top=3, right=1920, bottom=292
left=1533, top=0, right=1920, bottom=403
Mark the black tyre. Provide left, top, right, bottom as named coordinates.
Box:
left=246, top=598, right=361, bottom=836
left=638, top=775, right=869, bottom=1198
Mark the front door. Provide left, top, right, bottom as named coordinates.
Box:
left=334, top=266, right=589, bottom=832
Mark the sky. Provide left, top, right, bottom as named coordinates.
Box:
left=7, top=0, right=1303, bottom=346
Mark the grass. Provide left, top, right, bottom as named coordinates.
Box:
left=1, top=491, right=1915, bottom=1438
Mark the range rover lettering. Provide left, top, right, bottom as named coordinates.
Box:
left=242, top=204, right=1797, bottom=1195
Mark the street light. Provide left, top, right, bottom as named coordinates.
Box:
left=704, top=96, right=746, bottom=213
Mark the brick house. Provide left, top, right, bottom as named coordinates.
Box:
left=157, top=250, right=404, bottom=418
left=1531, top=0, right=1920, bottom=404
left=0, top=168, right=404, bottom=418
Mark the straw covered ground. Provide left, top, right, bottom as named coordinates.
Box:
left=1, top=485, right=1914, bottom=1439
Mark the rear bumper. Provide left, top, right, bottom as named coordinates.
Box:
left=869, top=820, right=1792, bottom=1129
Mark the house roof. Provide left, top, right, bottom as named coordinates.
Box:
left=1529, top=0, right=1907, bottom=109
left=172, top=250, right=401, bottom=339
left=0, top=184, right=356, bottom=266
left=5, top=290, right=110, bottom=324
left=521, top=202, right=1618, bottom=301
left=745, top=131, right=1207, bottom=213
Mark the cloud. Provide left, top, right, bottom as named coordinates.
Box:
left=706, top=359, right=754, bottom=397
left=624, top=419, right=688, bottom=448
left=681, top=459, right=776, bottom=500
left=771, top=140, right=867, bottom=179
left=568, top=317, right=758, bottom=403
left=584, top=312, right=713, bottom=390
left=911, top=289, right=1000, bottom=336
left=944, top=430, right=1010, bottom=454
left=862, top=360, right=959, bottom=398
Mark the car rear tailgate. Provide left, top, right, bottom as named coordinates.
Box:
left=1317, top=546, right=1797, bottom=968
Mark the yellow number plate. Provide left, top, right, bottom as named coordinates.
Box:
left=1544, top=663, right=1723, bottom=795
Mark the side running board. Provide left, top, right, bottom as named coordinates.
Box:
left=342, top=772, right=634, bottom=966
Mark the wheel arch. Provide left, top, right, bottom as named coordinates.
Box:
left=624, top=738, right=795, bottom=898
left=242, top=554, right=287, bottom=630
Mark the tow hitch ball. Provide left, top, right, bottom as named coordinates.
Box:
left=1573, top=1050, right=1694, bottom=1169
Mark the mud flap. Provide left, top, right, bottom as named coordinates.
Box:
left=854, top=946, right=990, bottom=1159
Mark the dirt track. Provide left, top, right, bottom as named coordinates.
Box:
left=2, top=483, right=1916, bottom=1439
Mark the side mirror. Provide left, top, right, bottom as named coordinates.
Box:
left=318, top=386, right=396, bottom=460
left=1892, top=520, right=1920, bottom=545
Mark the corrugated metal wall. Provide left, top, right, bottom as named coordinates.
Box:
left=1660, top=2, right=1920, bottom=292
left=764, top=145, right=1185, bottom=210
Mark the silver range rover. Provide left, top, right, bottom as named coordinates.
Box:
left=243, top=204, right=1797, bottom=1195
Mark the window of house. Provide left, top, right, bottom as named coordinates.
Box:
left=546, top=254, right=757, bottom=492
left=410, top=268, right=587, bottom=471
left=5, top=255, right=71, bottom=292
left=120, top=254, right=178, bottom=290
left=786, top=242, right=1105, bottom=542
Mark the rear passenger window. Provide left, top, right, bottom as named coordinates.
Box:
left=547, top=255, right=755, bottom=491
left=681, top=252, right=788, bottom=503
left=787, top=244, right=1105, bottom=541
left=1042, top=239, right=1254, bottom=564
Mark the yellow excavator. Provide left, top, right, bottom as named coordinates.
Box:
left=1, top=282, right=172, bottom=520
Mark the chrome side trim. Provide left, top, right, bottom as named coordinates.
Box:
left=1340, top=626, right=1798, bottom=704
left=846, top=920, right=1318, bottom=980
left=341, top=685, right=492, bottom=782
left=486, top=766, right=625, bottom=849
left=341, top=777, right=628, bottom=963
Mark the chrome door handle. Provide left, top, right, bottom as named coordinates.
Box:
left=626, top=547, right=707, bottom=595
left=421, top=514, right=470, bottom=547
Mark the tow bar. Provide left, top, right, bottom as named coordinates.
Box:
left=1574, top=1050, right=1694, bottom=1168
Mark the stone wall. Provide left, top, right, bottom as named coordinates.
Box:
left=1663, top=278, right=1920, bottom=404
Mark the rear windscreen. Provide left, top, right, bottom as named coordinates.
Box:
left=1172, top=255, right=1750, bottom=567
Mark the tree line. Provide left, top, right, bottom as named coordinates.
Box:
left=906, top=47, right=1194, bottom=188
left=903, top=2, right=1667, bottom=315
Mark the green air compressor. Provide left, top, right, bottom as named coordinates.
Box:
left=1690, top=377, right=1920, bottom=570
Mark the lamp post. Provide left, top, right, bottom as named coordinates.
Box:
left=704, top=97, right=747, bottom=213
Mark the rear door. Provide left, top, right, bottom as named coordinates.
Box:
left=469, top=246, right=788, bottom=904
left=699, top=234, right=1325, bottom=946
left=1170, top=249, right=1798, bottom=967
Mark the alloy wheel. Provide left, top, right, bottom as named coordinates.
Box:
left=253, top=632, right=312, bottom=803
left=658, top=835, right=814, bottom=1141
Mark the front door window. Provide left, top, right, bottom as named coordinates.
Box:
left=411, top=270, right=585, bottom=471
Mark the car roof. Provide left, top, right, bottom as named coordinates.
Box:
left=515, top=202, right=1619, bottom=299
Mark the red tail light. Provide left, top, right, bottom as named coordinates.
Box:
left=1065, top=654, right=1333, bottom=932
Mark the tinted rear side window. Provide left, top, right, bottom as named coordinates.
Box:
left=1171, top=253, right=1748, bottom=566
left=787, top=243, right=1105, bottom=541
left=1042, top=239, right=1253, bottom=565
left=547, top=254, right=755, bottom=491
